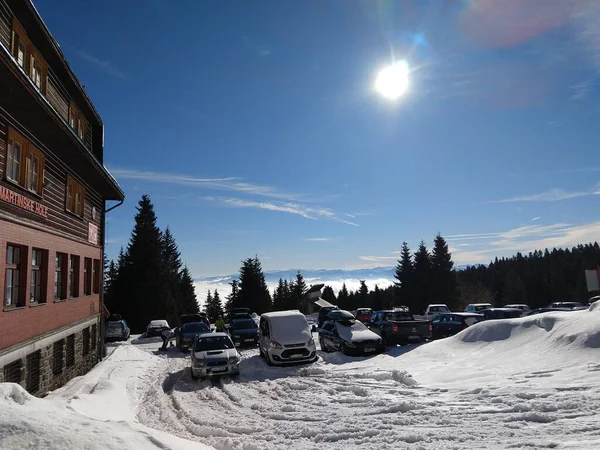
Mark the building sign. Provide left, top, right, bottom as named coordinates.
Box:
left=88, top=222, right=99, bottom=245
left=0, top=186, right=48, bottom=218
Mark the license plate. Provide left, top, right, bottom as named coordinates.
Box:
left=290, top=354, right=304, bottom=359
left=364, top=347, right=376, bottom=352
left=408, top=336, right=419, bottom=340
left=234, top=342, right=240, bottom=347
left=244, top=339, right=254, bottom=342
left=211, top=367, right=227, bottom=373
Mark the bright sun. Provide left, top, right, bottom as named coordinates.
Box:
left=375, top=61, right=409, bottom=100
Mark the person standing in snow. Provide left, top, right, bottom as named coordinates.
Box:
left=159, top=328, right=175, bottom=351
left=215, top=316, right=225, bottom=333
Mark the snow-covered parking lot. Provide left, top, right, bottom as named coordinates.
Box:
left=2, top=304, right=600, bottom=450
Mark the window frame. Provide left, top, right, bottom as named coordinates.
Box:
left=5, top=127, right=45, bottom=196
left=83, top=258, right=92, bottom=296
left=69, top=255, right=80, bottom=299
left=69, top=103, right=88, bottom=142
left=5, top=244, right=25, bottom=308
left=54, top=252, right=67, bottom=301
left=92, top=259, right=100, bottom=294
left=29, top=248, right=46, bottom=305
left=65, top=175, right=85, bottom=218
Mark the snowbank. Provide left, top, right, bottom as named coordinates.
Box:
left=0, top=343, right=213, bottom=450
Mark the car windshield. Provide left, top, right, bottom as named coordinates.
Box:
left=231, top=320, right=258, bottom=330
left=107, top=322, right=122, bottom=330
left=356, top=309, right=371, bottom=315
left=385, top=312, right=413, bottom=321
left=182, top=323, right=209, bottom=333
left=464, top=317, right=481, bottom=326
left=430, top=306, right=449, bottom=312
left=194, top=336, right=234, bottom=352
left=474, top=305, right=491, bottom=311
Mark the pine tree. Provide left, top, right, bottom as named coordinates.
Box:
left=431, top=234, right=458, bottom=310
left=413, top=240, right=432, bottom=314
left=161, top=227, right=183, bottom=324
left=113, top=195, right=168, bottom=333
left=337, top=283, right=350, bottom=310
left=204, top=290, right=214, bottom=320
left=321, top=285, right=337, bottom=304
left=213, top=289, right=224, bottom=320
left=357, top=280, right=370, bottom=308
left=394, top=241, right=414, bottom=310
left=291, top=271, right=307, bottom=309
left=372, top=285, right=383, bottom=311
left=178, top=266, right=199, bottom=316
left=225, top=279, right=240, bottom=315
left=238, top=257, right=272, bottom=313
left=104, top=259, right=119, bottom=313
left=273, top=278, right=287, bottom=311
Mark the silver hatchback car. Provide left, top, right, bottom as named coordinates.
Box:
left=190, top=332, right=240, bottom=380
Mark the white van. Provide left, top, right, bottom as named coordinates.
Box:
left=258, top=310, right=317, bottom=366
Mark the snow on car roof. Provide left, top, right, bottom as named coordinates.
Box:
left=148, top=320, right=169, bottom=327
left=198, top=332, right=228, bottom=338
left=262, top=310, right=304, bottom=318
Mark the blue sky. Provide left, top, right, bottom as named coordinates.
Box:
left=34, top=0, right=600, bottom=277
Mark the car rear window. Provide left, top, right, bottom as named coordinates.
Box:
left=385, top=312, right=414, bottom=321
left=182, top=323, right=209, bottom=333
left=464, top=317, right=481, bottom=326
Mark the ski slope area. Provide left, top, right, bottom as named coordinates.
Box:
left=1, top=304, right=600, bottom=449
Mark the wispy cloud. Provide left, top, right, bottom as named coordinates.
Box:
left=359, top=255, right=399, bottom=262
left=76, top=51, right=131, bottom=81
left=490, top=185, right=600, bottom=203
left=210, top=197, right=358, bottom=226
left=242, top=36, right=271, bottom=58
left=569, top=80, right=593, bottom=101
left=303, top=238, right=333, bottom=242
left=532, top=216, right=541, bottom=222
left=110, top=168, right=306, bottom=202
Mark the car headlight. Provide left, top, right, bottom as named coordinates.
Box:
left=307, top=337, right=315, bottom=346
left=194, top=360, right=205, bottom=367
left=229, top=356, right=239, bottom=364
left=270, top=341, right=283, bottom=349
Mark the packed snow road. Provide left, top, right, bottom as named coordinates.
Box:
left=2, top=305, right=600, bottom=449
left=132, top=306, right=600, bottom=450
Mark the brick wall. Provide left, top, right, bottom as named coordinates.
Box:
left=0, top=217, right=101, bottom=350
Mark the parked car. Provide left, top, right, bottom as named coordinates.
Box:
left=181, top=313, right=210, bottom=327
left=318, top=306, right=339, bottom=327
left=190, top=332, right=240, bottom=380
left=503, top=304, right=532, bottom=314
left=354, top=308, right=373, bottom=324
left=424, top=304, right=450, bottom=321
left=367, top=309, right=432, bottom=346
left=481, top=308, right=524, bottom=320
left=431, top=313, right=483, bottom=339
left=227, top=308, right=252, bottom=322
left=464, top=303, right=493, bottom=313
left=176, top=321, right=210, bottom=352
left=548, top=302, right=585, bottom=310
left=105, top=318, right=130, bottom=342
left=589, top=296, right=600, bottom=305
left=526, top=307, right=573, bottom=316
left=146, top=319, right=170, bottom=337
left=259, top=310, right=317, bottom=366
left=229, top=318, right=260, bottom=347
left=319, top=311, right=384, bottom=355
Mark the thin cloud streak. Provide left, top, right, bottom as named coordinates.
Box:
left=359, top=255, right=398, bottom=262
left=110, top=168, right=306, bottom=202
left=490, top=186, right=600, bottom=203
left=303, top=238, right=332, bottom=242
left=532, top=217, right=541, bottom=221
left=76, top=51, right=131, bottom=80
left=212, top=197, right=358, bottom=226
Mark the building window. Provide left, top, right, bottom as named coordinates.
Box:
left=54, top=253, right=67, bottom=301
left=83, top=258, right=92, bottom=295
left=5, top=128, right=45, bottom=195
left=5, top=244, right=24, bottom=308
left=92, top=259, right=100, bottom=294
left=52, top=340, right=64, bottom=376
left=29, top=53, right=46, bottom=93
left=66, top=334, right=75, bottom=367
left=25, top=351, right=41, bottom=394
left=66, top=175, right=85, bottom=218
left=91, top=324, right=97, bottom=351
left=82, top=327, right=90, bottom=356
left=3, top=359, right=22, bottom=384
left=69, top=255, right=80, bottom=298
left=30, top=248, right=46, bottom=304
left=69, top=104, right=87, bottom=142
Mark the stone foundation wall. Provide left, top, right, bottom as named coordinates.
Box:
left=0, top=316, right=100, bottom=396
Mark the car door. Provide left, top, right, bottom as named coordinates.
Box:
left=431, top=316, right=442, bottom=338
left=370, top=313, right=384, bottom=336
left=321, top=322, right=337, bottom=350
left=259, top=318, right=271, bottom=353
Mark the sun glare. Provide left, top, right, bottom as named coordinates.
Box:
left=375, top=61, right=409, bottom=100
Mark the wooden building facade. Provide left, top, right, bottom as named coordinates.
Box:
left=0, top=0, right=124, bottom=396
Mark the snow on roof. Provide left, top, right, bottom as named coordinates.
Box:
left=148, top=320, right=169, bottom=327
left=314, top=298, right=334, bottom=308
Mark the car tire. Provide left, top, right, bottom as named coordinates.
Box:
left=319, top=337, right=328, bottom=352
left=340, top=343, right=348, bottom=355
left=266, top=351, right=274, bottom=366
left=191, top=372, right=199, bottom=381
left=259, top=345, right=265, bottom=358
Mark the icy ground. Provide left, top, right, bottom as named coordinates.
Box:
left=2, top=304, right=600, bottom=450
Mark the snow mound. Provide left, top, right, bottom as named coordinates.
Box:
left=458, top=305, right=600, bottom=351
